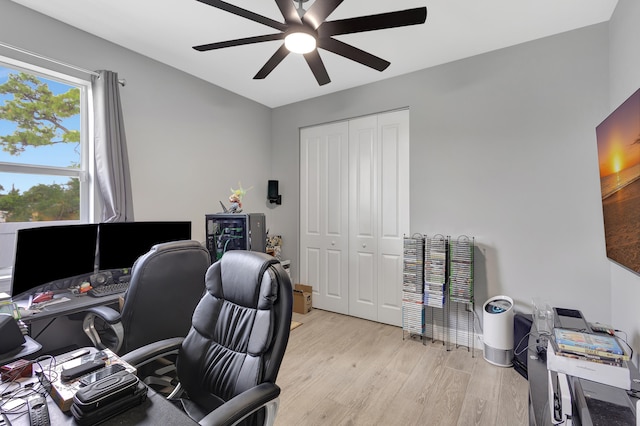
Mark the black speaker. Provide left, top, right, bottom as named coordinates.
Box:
left=268, top=180, right=281, bottom=205
left=0, top=314, right=25, bottom=354
left=90, top=271, right=113, bottom=287
left=268, top=180, right=278, bottom=199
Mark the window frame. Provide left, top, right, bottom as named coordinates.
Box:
left=0, top=54, right=94, bottom=225
left=0, top=55, right=95, bottom=274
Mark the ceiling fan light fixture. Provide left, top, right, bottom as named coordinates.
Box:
left=193, top=0, right=428, bottom=85
left=284, top=32, right=316, bottom=54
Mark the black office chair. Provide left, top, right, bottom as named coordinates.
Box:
left=82, top=240, right=211, bottom=355
left=121, top=250, right=293, bottom=426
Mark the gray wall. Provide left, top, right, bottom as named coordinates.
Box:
left=270, top=23, right=612, bottom=330
left=0, top=0, right=273, bottom=251
left=608, top=0, right=640, bottom=353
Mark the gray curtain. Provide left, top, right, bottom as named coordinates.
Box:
left=92, top=70, right=134, bottom=222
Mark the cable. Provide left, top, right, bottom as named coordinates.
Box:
left=0, top=354, right=59, bottom=419
left=514, top=331, right=532, bottom=356
left=614, top=329, right=634, bottom=360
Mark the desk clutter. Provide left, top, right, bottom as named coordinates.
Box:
left=3, top=269, right=132, bottom=321
left=528, top=306, right=640, bottom=425
left=0, top=347, right=143, bottom=425
left=70, top=370, right=146, bottom=426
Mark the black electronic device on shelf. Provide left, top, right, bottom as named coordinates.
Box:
left=553, top=307, right=592, bottom=332
left=205, top=213, right=266, bottom=262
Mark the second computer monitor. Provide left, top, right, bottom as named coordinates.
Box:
left=97, top=221, right=192, bottom=271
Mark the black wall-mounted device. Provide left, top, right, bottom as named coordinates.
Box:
left=268, top=180, right=282, bottom=205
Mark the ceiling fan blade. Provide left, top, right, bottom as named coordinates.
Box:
left=196, top=0, right=287, bottom=32
left=194, top=33, right=284, bottom=51
left=318, top=38, right=389, bottom=71
left=303, top=50, right=331, bottom=86
left=318, top=7, right=427, bottom=37
left=275, top=0, right=302, bottom=24
left=303, top=0, right=344, bottom=30
left=254, top=44, right=291, bottom=79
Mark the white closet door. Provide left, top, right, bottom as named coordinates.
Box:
left=300, top=122, right=350, bottom=315
left=348, top=110, right=409, bottom=326
left=376, top=110, right=410, bottom=326
left=348, top=115, right=379, bottom=321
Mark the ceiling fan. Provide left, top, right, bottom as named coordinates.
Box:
left=193, top=0, right=427, bottom=86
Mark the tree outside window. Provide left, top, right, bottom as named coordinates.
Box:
left=0, top=66, right=84, bottom=222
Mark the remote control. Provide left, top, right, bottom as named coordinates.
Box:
left=57, top=349, right=90, bottom=365
left=61, top=359, right=105, bottom=382
left=27, top=395, right=50, bottom=426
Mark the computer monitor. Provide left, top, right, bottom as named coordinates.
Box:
left=11, top=224, right=99, bottom=299
left=97, top=221, right=192, bottom=271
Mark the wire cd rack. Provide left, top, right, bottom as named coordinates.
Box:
left=401, top=233, right=475, bottom=355
left=402, top=234, right=425, bottom=339
left=448, top=235, right=475, bottom=354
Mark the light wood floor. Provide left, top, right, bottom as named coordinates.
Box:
left=275, top=309, right=529, bottom=426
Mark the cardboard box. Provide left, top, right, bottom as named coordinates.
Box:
left=293, top=284, right=312, bottom=314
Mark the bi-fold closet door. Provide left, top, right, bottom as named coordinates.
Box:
left=299, top=110, right=409, bottom=326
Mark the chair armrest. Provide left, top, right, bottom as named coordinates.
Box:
left=121, top=337, right=184, bottom=368
left=198, top=382, right=281, bottom=426
left=83, top=306, right=124, bottom=351
left=85, top=305, right=121, bottom=324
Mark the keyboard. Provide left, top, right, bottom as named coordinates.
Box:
left=88, top=281, right=129, bottom=297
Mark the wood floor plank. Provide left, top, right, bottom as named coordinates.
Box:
left=456, top=395, right=498, bottom=426
left=454, top=352, right=504, bottom=425
left=420, top=366, right=471, bottom=426
left=466, top=354, right=502, bottom=400
left=275, top=309, right=529, bottom=426
left=496, top=366, right=529, bottom=425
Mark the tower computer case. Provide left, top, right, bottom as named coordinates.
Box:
left=205, top=213, right=266, bottom=262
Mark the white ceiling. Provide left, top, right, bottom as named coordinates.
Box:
left=11, top=0, right=618, bottom=108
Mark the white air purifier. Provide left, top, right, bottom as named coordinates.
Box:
left=483, top=295, right=514, bottom=367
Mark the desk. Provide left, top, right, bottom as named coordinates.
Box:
left=20, top=292, right=122, bottom=355
left=21, top=292, right=121, bottom=324
left=528, top=324, right=640, bottom=425
left=527, top=325, right=551, bottom=425
left=3, top=347, right=197, bottom=426
left=6, top=385, right=197, bottom=426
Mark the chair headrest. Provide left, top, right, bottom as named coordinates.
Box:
left=148, top=240, right=204, bottom=254
left=206, top=251, right=279, bottom=308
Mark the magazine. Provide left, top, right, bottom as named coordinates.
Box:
left=552, top=328, right=630, bottom=361
left=549, top=345, right=623, bottom=366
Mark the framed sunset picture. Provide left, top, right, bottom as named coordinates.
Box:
left=596, top=88, right=640, bottom=274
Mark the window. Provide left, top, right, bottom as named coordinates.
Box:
left=0, top=56, right=93, bottom=272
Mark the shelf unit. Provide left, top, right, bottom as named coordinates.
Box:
left=448, top=235, right=475, bottom=354
left=424, top=235, right=448, bottom=344
left=402, top=234, right=425, bottom=340
left=402, top=233, right=475, bottom=355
